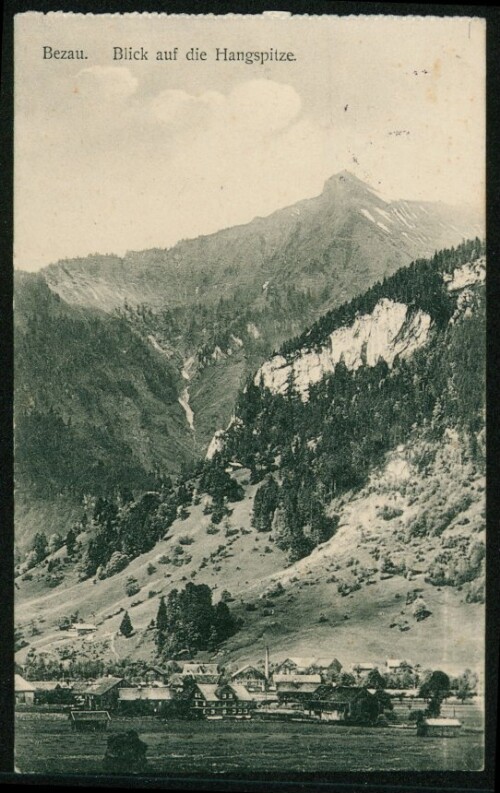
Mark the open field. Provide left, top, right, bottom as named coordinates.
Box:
left=16, top=709, right=484, bottom=775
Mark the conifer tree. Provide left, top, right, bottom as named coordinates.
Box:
left=155, top=596, right=168, bottom=650
left=119, top=611, right=133, bottom=638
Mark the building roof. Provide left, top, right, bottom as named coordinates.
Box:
left=194, top=683, right=220, bottom=701
left=352, top=662, right=376, bottom=671
left=248, top=691, right=279, bottom=703
left=70, top=710, right=110, bottom=721
left=424, top=718, right=461, bottom=727
left=312, top=657, right=342, bottom=669
left=277, top=657, right=317, bottom=669
left=226, top=683, right=255, bottom=702
left=274, top=674, right=321, bottom=685
left=231, top=665, right=266, bottom=680
left=30, top=681, right=72, bottom=691
left=72, top=623, right=97, bottom=631
left=182, top=663, right=219, bottom=675
left=119, top=686, right=174, bottom=701
left=312, top=685, right=371, bottom=703
left=276, top=682, right=320, bottom=694
left=15, top=674, right=35, bottom=693
left=84, top=676, right=123, bottom=696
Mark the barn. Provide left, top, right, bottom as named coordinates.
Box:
left=417, top=717, right=462, bottom=737
left=15, top=674, right=35, bottom=705
left=307, top=685, right=379, bottom=724
left=118, top=686, right=175, bottom=715
left=274, top=675, right=321, bottom=706
left=69, top=710, right=111, bottom=732
left=82, top=677, right=125, bottom=712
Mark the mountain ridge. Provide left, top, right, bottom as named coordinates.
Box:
left=15, top=241, right=485, bottom=677
left=35, top=171, right=482, bottom=313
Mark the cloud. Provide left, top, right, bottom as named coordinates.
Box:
left=149, top=80, right=301, bottom=136
left=75, top=66, right=138, bottom=102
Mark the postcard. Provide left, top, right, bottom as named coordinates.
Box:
left=12, top=9, right=486, bottom=781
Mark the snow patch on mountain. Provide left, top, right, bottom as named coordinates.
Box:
left=360, top=208, right=376, bottom=223
left=255, top=299, right=432, bottom=400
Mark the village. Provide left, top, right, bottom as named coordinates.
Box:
left=15, top=651, right=480, bottom=738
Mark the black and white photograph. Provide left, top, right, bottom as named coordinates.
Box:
left=12, top=9, right=487, bottom=778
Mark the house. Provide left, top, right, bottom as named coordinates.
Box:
left=127, top=661, right=174, bottom=686
left=417, top=717, right=462, bottom=737
left=181, top=663, right=220, bottom=683
left=82, top=677, right=125, bottom=712
left=351, top=662, right=377, bottom=678
left=274, top=657, right=343, bottom=678
left=68, top=623, right=97, bottom=638
left=69, top=710, right=111, bottom=732
left=308, top=658, right=343, bottom=678
left=386, top=659, right=413, bottom=673
left=275, top=657, right=317, bottom=675
left=118, top=686, right=175, bottom=715
left=274, top=675, right=322, bottom=706
left=230, top=665, right=267, bottom=691
left=307, top=685, right=378, bottom=724
left=273, top=674, right=321, bottom=685
left=246, top=690, right=279, bottom=706
left=139, top=665, right=177, bottom=685
left=191, top=683, right=256, bottom=719
left=15, top=674, right=35, bottom=705
left=31, top=680, right=75, bottom=706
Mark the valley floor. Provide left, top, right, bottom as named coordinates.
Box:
left=15, top=707, right=484, bottom=775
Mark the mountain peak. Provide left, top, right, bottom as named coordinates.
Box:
left=323, top=170, right=373, bottom=191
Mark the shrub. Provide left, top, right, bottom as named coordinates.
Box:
left=157, top=554, right=171, bottom=565
left=337, top=581, right=361, bottom=597
left=147, top=563, right=157, bottom=575
left=104, top=551, right=130, bottom=578
left=378, top=505, right=404, bottom=521
left=178, top=535, right=194, bottom=545
left=125, top=577, right=140, bottom=597
left=466, top=576, right=485, bottom=603
left=46, top=572, right=64, bottom=588
left=412, top=597, right=432, bottom=621
left=266, top=581, right=285, bottom=598
left=206, top=525, right=219, bottom=535
left=224, top=526, right=239, bottom=538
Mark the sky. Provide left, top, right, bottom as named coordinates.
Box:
left=14, top=12, right=485, bottom=271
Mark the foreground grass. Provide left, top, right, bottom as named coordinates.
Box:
left=16, top=712, right=483, bottom=775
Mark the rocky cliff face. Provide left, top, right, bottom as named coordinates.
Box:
left=253, top=256, right=486, bottom=402
left=256, top=299, right=432, bottom=400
